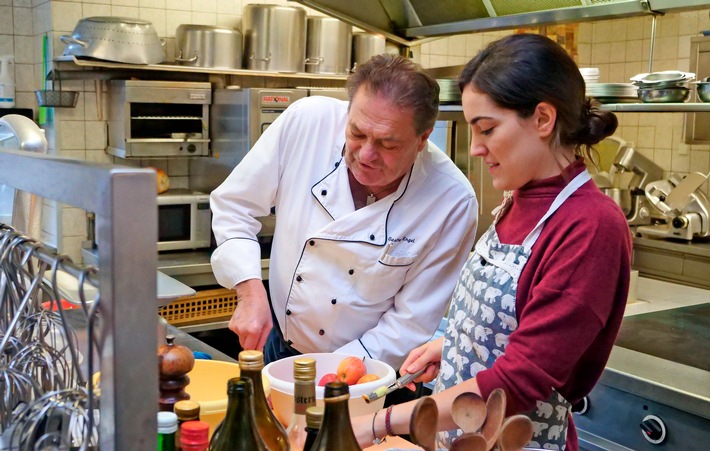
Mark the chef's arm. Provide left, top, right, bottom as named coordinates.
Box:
left=335, top=195, right=479, bottom=367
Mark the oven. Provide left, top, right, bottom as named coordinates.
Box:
left=574, top=279, right=710, bottom=450
left=107, top=80, right=211, bottom=159
left=157, top=190, right=211, bottom=252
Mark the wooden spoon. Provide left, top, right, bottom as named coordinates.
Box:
left=451, top=392, right=487, bottom=433
left=449, top=432, right=488, bottom=451
left=498, top=415, right=534, bottom=451
left=481, top=388, right=507, bottom=449
left=409, top=396, right=438, bottom=451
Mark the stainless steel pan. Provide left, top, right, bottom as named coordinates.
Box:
left=175, top=24, right=242, bottom=70
left=60, top=16, right=165, bottom=65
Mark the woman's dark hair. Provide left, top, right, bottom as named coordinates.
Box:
left=458, top=33, right=617, bottom=160
left=347, top=53, right=440, bottom=135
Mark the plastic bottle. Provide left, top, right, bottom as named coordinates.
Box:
left=286, top=358, right=316, bottom=451
left=209, top=377, right=268, bottom=451
left=174, top=400, right=201, bottom=451
left=302, top=406, right=324, bottom=451
left=309, top=381, right=361, bottom=451
left=180, top=420, right=210, bottom=451
left=158, top=411, right=178, bottom=451
left=0, top=55, right=15, bottom=108
left=237, top=350, right=290, bottom=450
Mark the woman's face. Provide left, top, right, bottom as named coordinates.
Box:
left=462, top=86, right=561, bottom=191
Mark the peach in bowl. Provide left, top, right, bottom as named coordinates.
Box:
left=263, top=353, right=396, bottom=426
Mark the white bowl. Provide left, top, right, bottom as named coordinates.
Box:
left=263, top=353, right=396, bottom=425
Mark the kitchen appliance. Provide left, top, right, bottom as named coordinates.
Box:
left=60, top=16, right=165, bottom=65
left=175, top=24, right=242, bottom=70
left=157, top=190, right=211, bottom=252
left=107, top=80, right=211, bottom=159
left=575, top=296, right=710, bottom=450
left=242, top=4, right=307, bottom=73
left=637, top=172, right=710, bottom=241
left=305, top=17, right=352, bottom=74
left=607, top=144, right=664, bottom=226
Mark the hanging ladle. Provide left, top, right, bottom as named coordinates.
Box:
left=498, top=414, right=534, bottom=451
left=451, top=391, right=487, bottom=433
left=409, top=396, right=438, bottom=451
left=481, top=388, right=507, bottom=449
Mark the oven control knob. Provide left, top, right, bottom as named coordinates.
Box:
left=571, top=396, right=589, bottom=415
left=187, top=144, right=197, bottom=153
left=640, top=414, right=666, bottom=444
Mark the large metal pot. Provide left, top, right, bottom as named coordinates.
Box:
left=175, top=24, right=242, bottom=70
left=305, top=17, right=352, bottom=75
left=60, top=16, right=165, bottom=65
left=352, top=32, right=386, bottom=72
left=242, top=4, right=307, bottom=73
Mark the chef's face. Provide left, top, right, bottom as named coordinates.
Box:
left=462, top=85, right=560, bottom=191
left=345, top=87, right=432, bottom=190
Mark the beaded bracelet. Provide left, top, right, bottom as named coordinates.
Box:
left=385, top=405, right=395, bottom=436
left=371, top=410, right=385, bottom=444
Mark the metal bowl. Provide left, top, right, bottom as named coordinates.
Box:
left=696, top=82, right=710, bottom=102
left=637, top=87, right=690, bottom=103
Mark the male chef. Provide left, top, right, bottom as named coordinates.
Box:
left=210, top=54, right=478, bottom=368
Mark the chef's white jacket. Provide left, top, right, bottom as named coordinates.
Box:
left=211, top=96, right=478, bottom=367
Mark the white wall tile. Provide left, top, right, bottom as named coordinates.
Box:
left=140, top=0, right=164, bottom=9
left=32, top=2, right=50, bottom=34
left=166, top=9, right=191, bottom=37
left=51, top=1, right=82, bottom=33
left=82, top=2, right=110, bottom=17
left=217, top=0, right=239, bottom=15
left=140, top=8, right=165, bottom=36
left=62, top=207, right=86, bottom=236
left=59, top=120, right=85, bottom=150
left=192, top=0, right=215, bottom=14
left=111, top=5, right=139, bottom=17
left=191, top=11, right=215, bottom=25
left=85, top=120, right=106, bottom=149
left=113, top=0, right=138, bottom=7
left=168, top=0, right=190, bottom=12
left=0, top=6, right=13, bottom=32
left=13, top=6, right=32, bottom=36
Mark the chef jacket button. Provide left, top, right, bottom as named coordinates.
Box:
left=335, top=161, right=340, bottom=168
left=348, top=269, right=354, bottom=275
left=286, top=309, right=291, bottom=315
left=319, top=329, right=325, bottom=336
left=480, top=258, right=486, bottom=266
left=331, top=298, right=337, bottom=304
left=321, top=189, right=327, bottom=196
left=309, top=240, right=315, bottom=246
left=287, top=340, right=293, bottom=346
left=369, top=234, right=375, bottom=240
left=296, top=275, right=303, bottom=282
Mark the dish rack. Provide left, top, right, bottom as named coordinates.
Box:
left=158, top=288, right=237, bottom=326
left=0, top=141, right=158, bottom=450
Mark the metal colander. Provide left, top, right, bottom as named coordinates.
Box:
left=34, top=70, right=78, bottom=108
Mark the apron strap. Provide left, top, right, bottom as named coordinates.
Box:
left=521, top=170, right=591, bottom=251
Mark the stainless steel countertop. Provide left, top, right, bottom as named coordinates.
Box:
left=633, top=235, right=710, bottom=258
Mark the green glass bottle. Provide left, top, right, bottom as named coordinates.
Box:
left=157, top=411, right=178, bottom=451
left=286, top=358, right=317, bottom=451
left=238, top=350, right=290, bottom=451
left=302, top=406, right=324, bottom=451
left=209, top=377, right=268, bottom=451
left=309, top=381, right=361, bottom=451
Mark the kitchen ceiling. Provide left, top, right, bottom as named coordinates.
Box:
left=290, top=0, right=710, bottom=45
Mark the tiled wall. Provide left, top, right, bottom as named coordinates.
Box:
left=3, top=2, right=710, bottom=260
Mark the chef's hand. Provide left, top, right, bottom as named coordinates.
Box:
left=229, top=278, right=272, bottom=351
left=399, top=337, right=444, bottom=389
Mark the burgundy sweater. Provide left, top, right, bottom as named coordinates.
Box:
left=474, top=159, right=632, bottom=450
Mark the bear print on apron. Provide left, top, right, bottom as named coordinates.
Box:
left=434, top=170, right=591, bottom=450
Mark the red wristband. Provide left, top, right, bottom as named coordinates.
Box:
left=385, top=405, right=395, bottom=436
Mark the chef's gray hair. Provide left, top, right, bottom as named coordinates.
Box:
left=347, top=54, right=440, bottom=135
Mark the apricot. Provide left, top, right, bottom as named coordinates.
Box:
left=356, top=373, right=380, bottom=384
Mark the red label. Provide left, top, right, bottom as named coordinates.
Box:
left=262, top=95, right=290, bottom=103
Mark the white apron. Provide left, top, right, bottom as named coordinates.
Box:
left=434, top=170, right=591, bottom=450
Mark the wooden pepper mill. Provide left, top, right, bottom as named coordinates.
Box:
left=158, top=334, right=195, bottom=412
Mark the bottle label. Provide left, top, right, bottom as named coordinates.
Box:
left=294, top=381, right=316, bottom=415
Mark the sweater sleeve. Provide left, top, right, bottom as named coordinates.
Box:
left=475, top=195, right=632, bottom=414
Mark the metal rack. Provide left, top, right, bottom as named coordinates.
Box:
left=0, top=147, right=158, bottom=450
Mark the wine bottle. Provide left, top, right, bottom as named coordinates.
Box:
left=174, top=400, right=200, bottom=451
left=309, top=381, right=361, bottom=451
left=302, top=406, right=324, bottom=451
left=238, top=350, right=290, bottom=451
left=286, top=358, right=316, bottom=451
left=157, top=411, right=178, bottom=451
left=180, top=420, right=209, bottom=451
left=209, top=377, right=268, bottom=451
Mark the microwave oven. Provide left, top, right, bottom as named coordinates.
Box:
left=157, top=190, right=211, bottom=251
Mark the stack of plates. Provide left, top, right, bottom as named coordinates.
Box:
left=630, top=71, right=695, bottom=103
left=436, top=79, right=461, bottom=104
left=580, top=67, right=600, bottom=84
left=586, top=83, right=638, bottom=103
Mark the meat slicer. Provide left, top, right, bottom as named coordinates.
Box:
left=637, top=172, right=710, bottom=240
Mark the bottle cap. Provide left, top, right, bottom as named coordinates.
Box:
left=305, top=406, right=324, bottom=429
left=293, top=357, right=316, bottom=381
left=180, top=420, right=210, bottom=446
left=157, top=411, right=178, bottom=434
left=323, top=381, right=350, bottom=402
left=238, top=350, right=264, bottom=370
left=174, top=400, right=201, bottom=420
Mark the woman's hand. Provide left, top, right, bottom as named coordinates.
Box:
left=399, top=337, right=444, bottom=389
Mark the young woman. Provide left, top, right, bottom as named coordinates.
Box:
left=355, top=33, right=632, bottom=451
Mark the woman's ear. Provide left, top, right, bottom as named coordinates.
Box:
left=533, top=102, right=557, bottom=139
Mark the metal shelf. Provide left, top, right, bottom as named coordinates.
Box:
left=599, top=102, right=710, bottom=112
